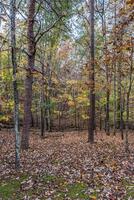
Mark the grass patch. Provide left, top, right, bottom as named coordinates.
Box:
left=54, top=182, right=91, bottom=200
left=0, top=174, right=28, bottom=200
left=67, top=182, right=89, bottom=199
left=41, top=173, right=65, bottom=185
left=42, top=174, right=57, bottom=183
left=122, top=178, right=134, bottom=199
left=125, top=184, right=134, bottom=199
left=0, top=173, right=98, bottom=200
left=41, top=174, right=97, bottom=199
left=0, top=180, right=20, bottom=199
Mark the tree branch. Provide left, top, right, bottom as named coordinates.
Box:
left=35, top=15, right=64, bottom=45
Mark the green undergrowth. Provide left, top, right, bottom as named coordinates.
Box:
left=0, top=172, right=99, bottom=200
left=0, top=174, right=28, bottom=199
left=123, top=179, right=134, bottom=200
left=2, top=173, right=133, bottom=199
left=51, top=182, right=91, bottom=200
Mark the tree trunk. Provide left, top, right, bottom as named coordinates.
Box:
left=31, top=111, right=34, bottom=127
left=126, top=37, right=133, bottom=129
left=58, top=111, right=61, bottom=131
left=10, top=0, right=20, bottom=168
left=40, top=63, right=45, bottom=137
left=101, top=0, right=110, bottom=135
left=106, top=78, right=110, bottom=135
left=46, top=62, right=52, bottom=132
left=88, top=0, right=95, bottom=143
left=21, top=0, right=36, bottom=150
left=125, top=37, right=133, bottom=153
left=113, top=63, right=117, bottom=135
left=99, top=105, right=102, bottom=131
left=118, top=63, right=124, bottom=140
left=113, top=0, right=117, bottom=135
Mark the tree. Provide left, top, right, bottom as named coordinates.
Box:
left=101, top=0, right=110, bottom=135
left=21, top=0, right=36, bottom=150
left=0, top=0, right=133, bottom=145
left=10, top=0, right=20, bottom=168
left=21, top=0, right=64, bottom=149
left=88, top=0, right=95, bottom=143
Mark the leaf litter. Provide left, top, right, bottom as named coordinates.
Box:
left=0, top=130, right=134, bottom=199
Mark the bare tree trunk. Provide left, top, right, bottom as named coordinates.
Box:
left=114, top=66, right=117, bottom=135
left=99, top=105, right=102, bottom=131
left=116, top=30, right=124, bottom=140
left=101, top=0, right=110, bottom=135
left=40, top=63, right=45, bottom=137
left=125, top=37, right=133, bottom=153
left=106, top=77, right=110, bottom=135
left=21, top=0, right=36, bottom=150
left=36, top=103, right=39, bottom=127
left=88, top=0, right=95, bottom=143
left=72, top=88, right=77, bottom=130
left=118, top=62, right=124, bottom=139
left=46, top=62, right=52, bottom=132
left=10, top=0, right=20, bottom=168
left=58, top=111, right=61, bottom=131
left=77, top=111, right=80, bottom=132
left=126, top=37, right=133, bottom=128
left=0, top=48, right=1, bottom=69
left=31, top=112, right=34, bottom=127
left=113, top=63, right=117, bottom=135
left=113, top=0, right=117, bottom=135
left=117, top=62, right=124, bottom=139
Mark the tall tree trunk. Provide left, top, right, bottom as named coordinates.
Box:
left=116, top=31, right=124, bottom=140
left=106, top=74, right=110, bottom=135
left=31, top=112, right=34, bottom=127
left=46, top=62, right=52, bottom=132
left=118, top=62, right=124, bottom=139
left=10, top=0, right=20, bottom=168
left=58, top=111, right=61, bottom=131
left=125, top=37, right=133, bottom=153
left=40, top=63, right=45, bottom=137
left=0, top=48, right=1, bottom=69
left=113, top=63, right=117, bottom=135
left=88, top=0, right=95, bottom=143
left=113, top=0, right=117, bottom=135
left=21, top=0, right=36, bottom=150
left=126, top=37, right=133, bottom=128
left=102, top=0, right=110, bottom=135
left=99, top=104, right=102, bottom=131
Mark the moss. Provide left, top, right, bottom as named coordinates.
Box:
left=0, top=173, right=98, bottom=200
left=66, top=182, right=89, bottom=199
left=41, top=174, right=97, bottom=200
left=42, top=174, right=57, bottom=183
left=54, top=182, right=89, bottom=200
left=0, top=174, right=28, bottom=200
left=0, top=180, right=20, bottom=199
left=125, top=184, right=134, bottom=199
left=122, top=178, right=134, bottom=199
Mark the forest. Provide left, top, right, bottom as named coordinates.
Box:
left=0, top=0, right=134, bottom=199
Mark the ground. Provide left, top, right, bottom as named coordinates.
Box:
left=0, top=130, right=134, bottom=200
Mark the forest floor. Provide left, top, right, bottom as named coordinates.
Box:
left=0, top=130, right=134, bottom=200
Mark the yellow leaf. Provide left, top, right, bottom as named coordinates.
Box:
left=89, top=195, right=97, bottom=200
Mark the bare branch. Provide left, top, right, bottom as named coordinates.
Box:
left=35, top=15, right=64, bottom=45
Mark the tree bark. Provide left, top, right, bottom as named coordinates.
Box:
left=46, top=62, right=52, bottom=132
left=125, top=37, right=133, bottom=153
left=10, top=0, right=20, bottom=168
left=101, top=0, right=110, bottom=135
left=21, top=0, right=36, bottom=150
left=40, top=63, right=45, bottom=137
left=113, top=0, right=117, bottom=135
left=88, top=0, right=95, bottom=143
left=118, top=61, right=124, bottom=139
